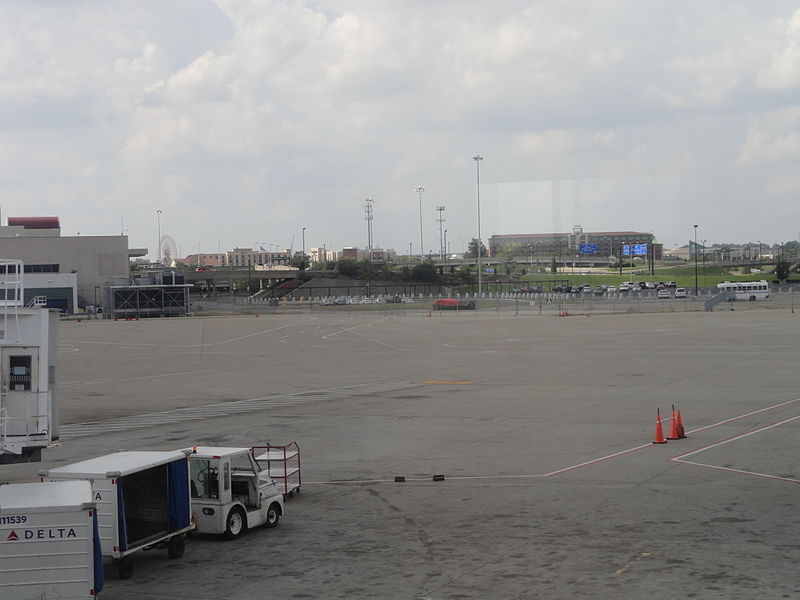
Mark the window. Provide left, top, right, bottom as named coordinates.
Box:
left=9, top=356, right=32, bottom=391
left=190, top=459, right=219, bottom=499
left=24, top=264, right=59, bottom=273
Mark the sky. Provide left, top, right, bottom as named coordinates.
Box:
left=1, top=1, right=799, bottom=260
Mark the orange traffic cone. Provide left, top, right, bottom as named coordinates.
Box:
left=667, top=405, right=680, bottom=440
left=653, top=408, right=667, bottom=444
left=676, top=409, right=686, bottom=439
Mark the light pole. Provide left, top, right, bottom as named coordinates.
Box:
left=702, top=239, right=707, bottom=287
left=155, top=209, right=163, bottom=264
left=409, top=242, right=413, bottom=261
left=473, top=154, right=483, bottom=299
left=693, top=224, right=698, bottom=296
left=436, top=206, right=446, bottom=261
left=415, top=186, right=425, bottom=263
left=364, top=197, right=374, bottom=262
left=301, top=227, right=306, bottom=271
left=444, top=230, right=448, bottom=265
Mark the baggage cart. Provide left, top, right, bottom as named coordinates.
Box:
left=40, top=450, right=194, bottom=579
left=0, top=480, right=104, bottom=599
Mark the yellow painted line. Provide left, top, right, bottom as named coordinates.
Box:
left=419, top=380, right=476, bottom=385
left=614, top=552, right=652, bottom=575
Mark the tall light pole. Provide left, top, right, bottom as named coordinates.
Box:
left=364, top=197, right=374, bottom=261
left=301, top=227, right=306, bottom=270
left=155, top=209, right=163, bottom=264
left=436, top=206, right=446, bottom=261
left=473, top=154, right=484, bottom=299
left=693, top=224, right=698, bottom=296
left=702, top=239, right=707, bottom=287
left=415, top=186, right=425, bottom=263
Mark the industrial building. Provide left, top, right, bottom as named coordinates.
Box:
left=489, top=228, right=662, bottom=261
left=0, top=217, right=147, bottom=311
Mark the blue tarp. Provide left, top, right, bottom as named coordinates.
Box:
left=168, top=458, right=190, bottom=531
left=92, top=510, right=104, bottom=594
left=116, top=478, right=128, bottom=552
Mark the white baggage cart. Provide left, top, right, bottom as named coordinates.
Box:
left=40, top=450, right=194, bottom=579
left=0, top=480, right=104, bottom=599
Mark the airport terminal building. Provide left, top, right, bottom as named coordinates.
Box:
left=0, top=217, right=147, bottom=311
left=489, top=229, right=662, bottom=261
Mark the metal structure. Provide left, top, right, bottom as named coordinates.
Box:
left=160, top=234, right=178, bottom=267
left=364, top=197, right=374, bottom=261
left=155, top=209, right=163, bottom=264
left=0, top=259, right=59, bottom=464
left=415, top=186, right=425, bottom=262
left=105, top=284, right=191, bottom=319
left=473, top=154, right=484, bottom=298
left=436, top=206, right=446, bottom=260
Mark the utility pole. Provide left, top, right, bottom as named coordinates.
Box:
left=415, top=186, right=425, bottom=263
left=473, top=155, right=484, bottom=299
left=301, top=227, right=306, bottom=270
left=436, top=206, right=446, bottom=261
left=155, top=209, right=163, bottom=264
left=694, top=225, right=699, bottom=296
left=364, top=197, right=374, bottom=262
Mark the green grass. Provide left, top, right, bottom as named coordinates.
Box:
left=507, top=263, right=775, bottom=290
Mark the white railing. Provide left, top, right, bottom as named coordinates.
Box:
left=0, top=393, right=51, bottom=456
left=26, top=295, right=47, bottom=307
left=0, top=258, right=24, bottom=342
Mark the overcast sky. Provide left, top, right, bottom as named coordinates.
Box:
left=1, top=1, right=799, bottom=259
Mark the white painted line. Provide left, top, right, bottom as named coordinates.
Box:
left=671, top=460, right=800, bottom=484
left=321, top=317, right=390, bottom=339
left=672, top=413, right=800, bottom=461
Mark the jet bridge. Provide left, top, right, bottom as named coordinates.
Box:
left=1, top=259, right=59, bottom=464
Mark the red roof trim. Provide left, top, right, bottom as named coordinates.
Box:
left=7, top=216, right=61, bottom=229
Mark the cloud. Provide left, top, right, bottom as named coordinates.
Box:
left=1, top=1, right=800, bottom=250
left=757, top=9, right=800, bottom=90
left=738, top=106, right=800, bottom=163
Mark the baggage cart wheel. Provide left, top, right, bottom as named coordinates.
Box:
left=265, top=502, right=281, bottom=528
left=223, top=506, right=246, bottom=540
left=117, top=557, right=134, bottom=580
left=167, top=535, right=185, bottom=559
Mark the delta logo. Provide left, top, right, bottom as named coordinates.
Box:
left=5, top=528, right=77, bottom=541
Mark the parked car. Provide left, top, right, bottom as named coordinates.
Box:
left=518, top=286, right=543, bottom=294
left=666, top=281, right=677, bottom=288
left=433, top=298, right=476, bottom=310
left=592, top=286, right=605, bottom=296
left=657, top=289, right=670, bottom=299
left=581, top=284, right=592, bottom=292
left=645, top=282, right=656, bottom=289
left=674, top=287, right=688, bottom=298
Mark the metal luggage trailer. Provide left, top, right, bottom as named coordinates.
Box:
left=0, top=480, right=104, bottom=600
left=41, top=450, right=194, bottom=580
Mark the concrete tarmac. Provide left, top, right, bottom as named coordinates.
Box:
left=4, top=308, right=800, bottom=599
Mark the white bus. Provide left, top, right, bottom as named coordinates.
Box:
left=716, top=280, right=770, bottom=301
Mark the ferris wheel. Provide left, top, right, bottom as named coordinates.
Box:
left=160, top=234, right=178, bottom=267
